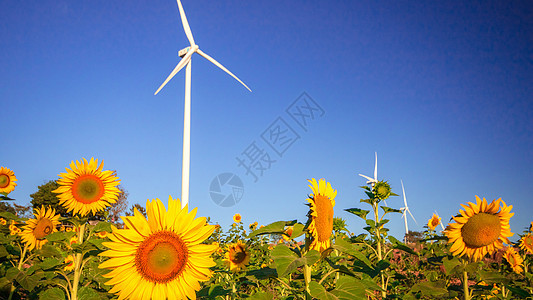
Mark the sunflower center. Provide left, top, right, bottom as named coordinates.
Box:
left=33, top=218, right=54, bottom=240
left=229, top=245, right=246, bottom=264
left=507, top=253, right=517, bottom=265
left=135, top=231, right=188, bottom=283
left=71, top=175, right=105, bottom=204
left=461, top=213, right=501, bottom=248
left=314, top=194, right=334, bottom=242
left=431, top=218, right=440, bottom=227
left=0, top=174, right=10, bottom=188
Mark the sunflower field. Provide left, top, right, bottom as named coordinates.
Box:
left=0, top=160, right=532, bottom=300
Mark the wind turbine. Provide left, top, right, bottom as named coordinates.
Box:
left=359, top=152, right=387, bottom=205
left=154, top=0, right=251, bottom=208
left=400, top=180, right=418, bottom=243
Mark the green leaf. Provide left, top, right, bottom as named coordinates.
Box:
left=345, top=208, right=370, bottom=220
left=478, top=270, right=510, bottom=285
left=0, top=245, right=8, bottom=257
left=332, top=276, right=374, bottom=299
left=505, top=285, right=531, bottom=298
left=442, top=256, right=462, bottom=275
left=380, top=206, right=402, bottom=214
left=308, top=281, right=337, bottom=300
left=36, top=244, right=62, bottom=257
left=289, top=223, right=305, bottom=239
left=39, top=287, right=66, bottom=300
left=78, top=286, right=100, bottom=300
left=270, top=244, right=316, bottom=277
left=248, top=220, right=296, bottom=238
left=409, top=280, right=448, bottom=297
left=45, top=231, right=69, bottom=242
left=248, top=291, right=274, bottom=300
left=197, top=284, right=231, bottom=298
left=92, top=221, right=112, bottom=233
left=0, top=211, right=18, bottom=220
left=38, top=257, right=63, bottom=270
left=246, top=267, right=277, bottom=280
left=332, top=238, right=372, bottom=267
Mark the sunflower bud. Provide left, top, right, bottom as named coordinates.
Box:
left=373, top=181, right=392, bottom=200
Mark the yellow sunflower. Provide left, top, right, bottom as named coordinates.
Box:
left=9, top=223, right=20, bottom=235
left=0, top=166, right=17, bottom=194
left=20, top=206, right=61, bottom=251
left=427, top=213, right=442, bottom=231
left=99, top=196, right=217, bottom=300
left=445, top=196, right=513, bottom=261
left=64, top=255, right=75, bottom=272
left=0, top=218, right=6, bottom=226
left=224, top=241, right=250, bottom=272
left=283, top=226, right=293, bottom=241
left=233, top=213, right=242, bottom=223
left=519, top=234, right=533, bottom=255
left=306, top=178, right=336, bottom=252
left=503, top=247, right=523, bottom=274
left=53, top=158, right=121, bottom=217
left=69, top=236, right=78, bottom=247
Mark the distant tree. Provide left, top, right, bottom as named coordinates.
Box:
left=107, top=187, right=129, bottom=223
left=0, top=202, right=16, bottom=215
left=13, top=203, right=32, bottom=218
left=125, top=203, right=147, bottom=218
left=30, top=180, right=71, bottom=217
left=404, top=230, right=423, bottom=244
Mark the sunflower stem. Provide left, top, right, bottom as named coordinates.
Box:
left=372, top=202, right=386, bottom=299
left=71, top=223, right=86, bottom=300
left=462, top=269, right=470, bottom=300
left=8, top=243, right=28, bottom=300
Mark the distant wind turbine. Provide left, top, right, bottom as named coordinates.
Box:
left=359, top=152, right=387, bottom=205
left=400, top=180, right=418, bottom=243
left=154, top=0, right=251, bottom=208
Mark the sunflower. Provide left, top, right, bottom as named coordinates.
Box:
left=503, top=247, right=523, bottom=274
left=0, top=218, right=6, bottom=226
left=69, top=236, right=78, bottom=247
left=283, top=226, right=293, bottom=241
left=224, top=241, right=250, bottom=272
left=19, top=206, right=60, bottom=250
left=233, top=213, right=242, bottom=223
left=306, top=178, right=336, bottom=252
left=99, top=196, right=217, bottom=300
left=9, top=223, right=20, bottom=235
left=95, top=231, right=108, bottom=239
left=519, top=234, right=533, bottom=255
left=445, top=196, right=513, bottom=261
left=53, top=158, right=121, bottom=217
left=64, top=255, right=75, bottom=272
left=427, top=213, right=442, bottom=231
left=0, top=167, right=17, bottom=194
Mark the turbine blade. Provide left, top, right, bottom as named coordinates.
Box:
left=358, top=174, right=375, bottom=183
left=401, top=180, right=408, bottom=207
left=374, top=152, right=378, bottom=181
left=154, top=50, right=194, bottom=95
left=176, top=0, right=195, bottom=46
left=435, top=210, right=446, bottom=230
left=407, top=208, right=418, bottom=225
left=196, top=49, right=252, bottom=92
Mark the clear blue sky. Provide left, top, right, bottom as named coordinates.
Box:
left=2, top=0, right=532, bottom=241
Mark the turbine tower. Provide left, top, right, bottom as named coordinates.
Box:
left=400, top=180, right=418, bottom=243
left=155, top=0, right=251, bottom=208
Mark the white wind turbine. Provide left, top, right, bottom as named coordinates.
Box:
left=359, top=152, right=388, bottom=205
left=154, top=0, right=251, bottom=208
left=400, top=180, right=418, bottom=243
